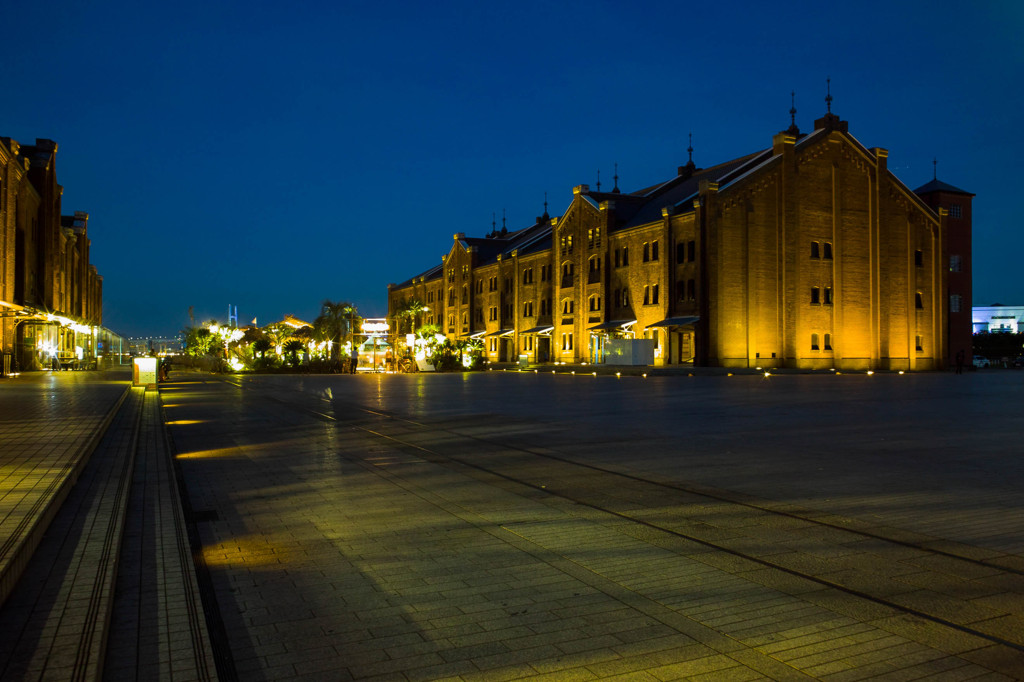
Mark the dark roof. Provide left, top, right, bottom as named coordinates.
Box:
left=618, top=150, right=773, bottom=229
left=913, top=178, right=973, bottom=196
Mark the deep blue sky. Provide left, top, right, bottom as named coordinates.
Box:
left=4, top=1, right=1021, bottom=337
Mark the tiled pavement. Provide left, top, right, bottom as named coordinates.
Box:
left=4, top=368, right=1024, bottom=680
left=0, top=370, right=128, bottom=606
left=0, top=370, right=217, bottom=681
left=164, top=373, right=1024, bottom=680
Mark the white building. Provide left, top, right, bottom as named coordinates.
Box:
left=973, top=305, right=1024, bottom=334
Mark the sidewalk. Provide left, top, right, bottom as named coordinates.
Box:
left=0, top=369, right=130, bottom=605
left=0, top=369, right=218, bottom=681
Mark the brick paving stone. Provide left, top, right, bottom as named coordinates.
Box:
left=150, top=374, right=1024, bottom=680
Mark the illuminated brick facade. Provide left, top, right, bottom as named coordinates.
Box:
left=1, top=137, right=104, bottom=370
left=389, top=111, right=961, bottom=371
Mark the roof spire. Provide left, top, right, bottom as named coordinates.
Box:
left=492, top=212, right=496, bottom=234
left=612, top=162, right=620, bottom=193
left=543, top=192, right=548, bottom=218
left=786, top=90, right=800, bottom=135
left=933, top=157, right=937, bottom=180
left=502, top=208, right=506, bottom=230
left=825, top=77, right=833, bottom=114
left=596, top=169, right=601, bottom=192
left=687, top=132, right=694, bottom=164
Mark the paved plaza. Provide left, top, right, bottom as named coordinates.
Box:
left=163, top=370, right=1024, bottom=680
left=2, top=368, right=1024, bottom=680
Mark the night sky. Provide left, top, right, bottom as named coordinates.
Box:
left=4, top=1, right=1020, bottom=337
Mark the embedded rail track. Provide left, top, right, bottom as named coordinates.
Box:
left=220, top=376, right=1024, bottom=665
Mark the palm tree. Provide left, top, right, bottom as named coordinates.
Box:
left=315, top=300, right=359, bottom=362
left=283, top=339, right=305, bottom=368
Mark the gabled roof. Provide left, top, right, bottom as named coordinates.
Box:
left=618, top=150, right=773, bottom=229
left=913, top=178, right=974, bottom=196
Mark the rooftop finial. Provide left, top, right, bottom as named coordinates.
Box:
left=825, top=77, right=833, bottom=114
left=612, top=162, right=620, bottom=193
left=544, top=192, right=548, bottom=217
left=596, top=169, right=601, bottom=192
left=492, top=212, right=496, bottom=232
left=787, top=90, right=800, bottom=135
left=687, top=132, right=694, bottom=164
left=502, top=208, right=506, bottom=230
left=933, top=157, right=937, bottom=180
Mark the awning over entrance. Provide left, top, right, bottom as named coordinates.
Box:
left=462, top=330, right=487, bottom=339
left=647, top=316, right=700, bottom=327
left=521, top=326, right=554, bottom=335
left=588, top=319, right=636, bottom=332
left=485, top=329, right=514, bottom=337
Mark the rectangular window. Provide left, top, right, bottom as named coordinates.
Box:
left=951, top=204, right=962, bottom=218
left=824, top=333, right=832, bottom=351
left=811, top=333, right=819, bottom=351
left=811, top=241, right=820, bottom=259
left=688, top=240, right=695, bottom=262
left=677, top=242, right=686, bottom=263
left=811, top=287, right=820, bottom=304
left=677, top=280, right=686, bottom=301
left=643, top=242, right=650, bottom=262
left=614, top=249, right=621, bottom=268
left=621, top=288, right=629, bottom=307
left=915, top=335, right=923, bottom=352
left=915, top=292, right=924, bottom=309
left=652, top=240, right=659, bottom=261
left=643, top=286, right=650, bottom=305
left=687, top=279, right=696, bottom=301
left=652, top=284, right=659, bottom=305
left=622, top=246, right=629, bottom=266
left=824, top=287, right=833, bottom=305
left=950, top=294, right=962, bottom=313
left=950, top=254, right=962, bottom=272
left=823, top=242, right=833, bottom=259
left=915, top=249, right=923, bottom=267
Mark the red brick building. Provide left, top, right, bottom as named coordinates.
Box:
left=1, top=137, right=104, bottom=372
left=914, top=177, right=974, bottom=368
left=389, top=107, right=968, bottom=371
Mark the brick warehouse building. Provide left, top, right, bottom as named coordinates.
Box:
left=1, top=137, right=104, bottom=372
left=388, top=105, right=971, bottom=371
